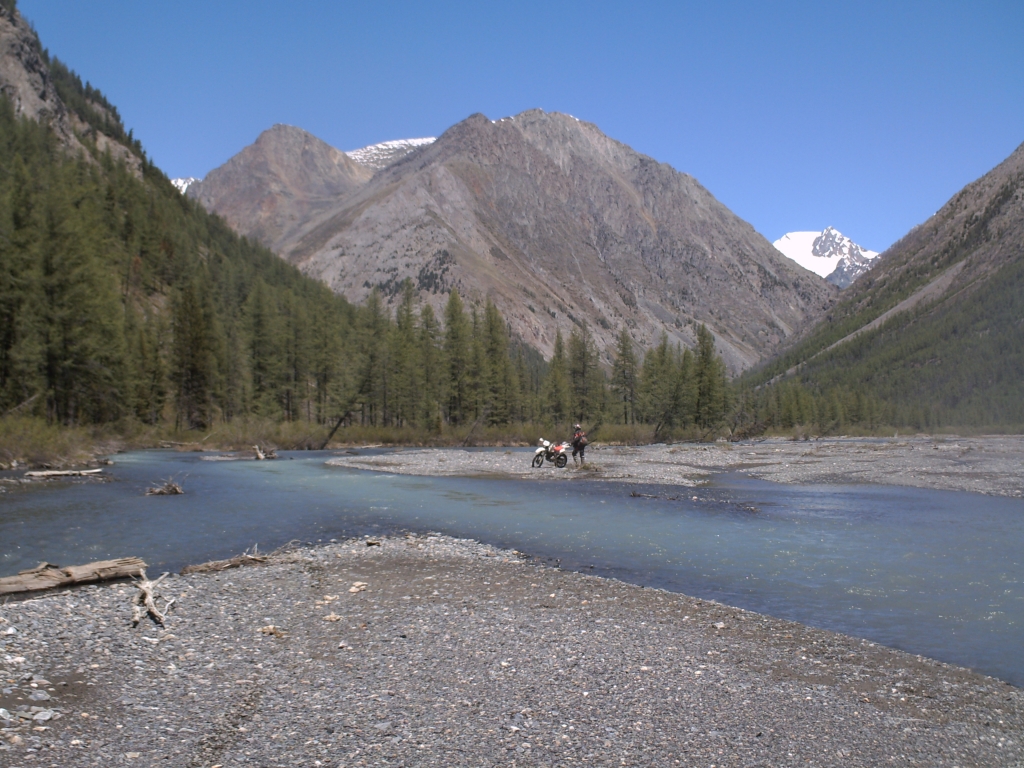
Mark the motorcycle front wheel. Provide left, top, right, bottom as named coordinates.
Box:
left=532, top=453, right=544, bottom=468
left=555, top=454, right=568, bottom=468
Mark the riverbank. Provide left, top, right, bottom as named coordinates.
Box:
left=1, top=534, right=1020, bottom=766
left=327, top=435, right=1024, bottom=497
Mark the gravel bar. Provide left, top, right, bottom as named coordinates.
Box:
left=327, top=436, right=1024, bottom=498
left=2, top=534, right=1021, bottom=766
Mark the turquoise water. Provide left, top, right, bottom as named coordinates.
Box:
left=2, top=449, right=1022, bottom=686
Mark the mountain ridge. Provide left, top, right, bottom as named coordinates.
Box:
left=188, top=124, right=373, bottom=253
left=345, top=137, right=435, bottom=170
left=196, top=109, right=836, bottom=373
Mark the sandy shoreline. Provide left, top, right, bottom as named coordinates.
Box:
left=327, top=435, right=1024, bottom=497
left=2, top=535, right=1022, bottom=766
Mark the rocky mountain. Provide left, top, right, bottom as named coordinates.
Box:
left=0, top=2, right=140, bottom=174
left=196, top=110, right=834, bottom=372
left=773, top=227, right=879, bottom=288
left=0, top=3, right=66, bottom=131
left=346, top=137, right=435, bottom=170
left=187, top=125, right=373, bottom=253
left=754, top=140, right=1024, bottom=426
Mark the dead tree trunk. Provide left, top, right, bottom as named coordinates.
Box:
left=0, top=557, right=147, bottom=594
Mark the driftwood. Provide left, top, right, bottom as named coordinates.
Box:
left=131, top=570, right=174, bottom=626
left=146, top=478, right=183, bottom=495
left=23, top=468, right=104, bottom=479
left=180, top=542, right=299, bottom=574
left=0, top=557, right=147, bottom=595
left=253, top=445, right=277, bottom=460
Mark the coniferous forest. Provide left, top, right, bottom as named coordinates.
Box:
left=5, top=37, right=1016, bottom=466
left=0, top=54, right=737, bottom=458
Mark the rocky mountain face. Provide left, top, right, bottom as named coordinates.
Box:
left=0, top=4, right=66, bottom=131
left=187, top=125, right=373, bottom=253
left=773, top=227, right=879, bottom=288
left=0, top=3, right=143, bottom=178
left=193, top=110, right=836, bottom=372
left=345, top=137, right=435, bottom=170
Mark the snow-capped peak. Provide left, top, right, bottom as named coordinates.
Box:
left=171, top=177, right=201, bottom=195
left=345, top=137, right=435, bottom=171
left=773, top=227, right=879, bottom=288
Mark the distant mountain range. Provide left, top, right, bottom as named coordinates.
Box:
left=773, top=227, right=879, bottom=288
left=186, top=112, right=836, bottom=372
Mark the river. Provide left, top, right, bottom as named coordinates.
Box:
left=2, top=448, right=1022, bottom=686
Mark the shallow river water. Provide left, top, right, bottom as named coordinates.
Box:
left=2, top=449, right=1022, bottom=686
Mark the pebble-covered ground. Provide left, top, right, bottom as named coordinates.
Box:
left=2, top=535, right=1022, bottom=767
left=327, top=436, right=1024, bottom=497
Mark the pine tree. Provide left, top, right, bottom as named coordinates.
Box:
left=172, top=278, right=219, bottom=429
left=483, top=299, right=514, bottom=425
left=568, top=323, right=604, bottom=424
left=358, top=288, right=389, bottom=425
left=418, top=303, right=443, bottom=430
left=390, top=280, right=421, bottom=427
left=610, top=328, right=639, bottom=424
left=694, top=324, right=726, bottom=429
left=639, top=333, right=676, bottom=432
left=443, top=290, right=471, bottom=425
left=544, top=330, right=571, bottom=425
left=246, top=278, right=282, bottom=417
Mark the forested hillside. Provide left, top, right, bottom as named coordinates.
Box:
left=738, top=141, right=1024, bottom=432
left=0, top=32, right=734, bottom=447
left=0, top=78, right=564, bottom=433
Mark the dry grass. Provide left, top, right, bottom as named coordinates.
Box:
left=0, top=417, right=119, bottom=469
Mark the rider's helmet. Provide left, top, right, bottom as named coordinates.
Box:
left=574, top=424, right=581, bottom=430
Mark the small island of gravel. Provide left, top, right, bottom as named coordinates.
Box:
left=1, top=535, right=1022, bottom=766
left=327, top=435, right=1024, bottom=498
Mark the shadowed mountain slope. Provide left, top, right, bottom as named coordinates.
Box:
left=189, top=124, right=373, bottom=253
left=751, top=140, right=1024, bottom=426
left=269, top=110, right=834, bottom=372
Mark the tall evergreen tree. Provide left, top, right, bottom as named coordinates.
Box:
left=567, top=323, right=604, bottom=424
left=171, top=278, right=219, bottom=429
left=390, top=280, right=421, bottom=427
left=694, top=324, right=727, bottom=429
left=544, top=330, right=571, bottom=425
left=443, top=290, right=471, bottom=425
left=611, top=328, right=639, bottom=424
left=418, top=303, right=443, bottom=431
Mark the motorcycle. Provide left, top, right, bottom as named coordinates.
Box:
left=532, top=438, right=570, bottom=468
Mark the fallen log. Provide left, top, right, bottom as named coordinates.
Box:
left=0, top=557, right=147, bottom=595
left=23, top=469, right=104, bottom=479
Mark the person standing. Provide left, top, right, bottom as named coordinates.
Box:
left=571, top=424, right=587, bottom=466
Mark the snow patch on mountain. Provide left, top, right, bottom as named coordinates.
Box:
left=773, top=227, right=879, bottom=288
left=171, top=177, right=201, bottom=195
left=345, top=138, right=435, bottom=170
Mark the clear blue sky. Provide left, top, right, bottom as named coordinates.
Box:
left=20, top=0, right=1024, bottom=251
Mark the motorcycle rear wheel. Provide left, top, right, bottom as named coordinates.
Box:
left=555, top=454, right=568, bottom=468
left=532, top=453, right=544, bottom=468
